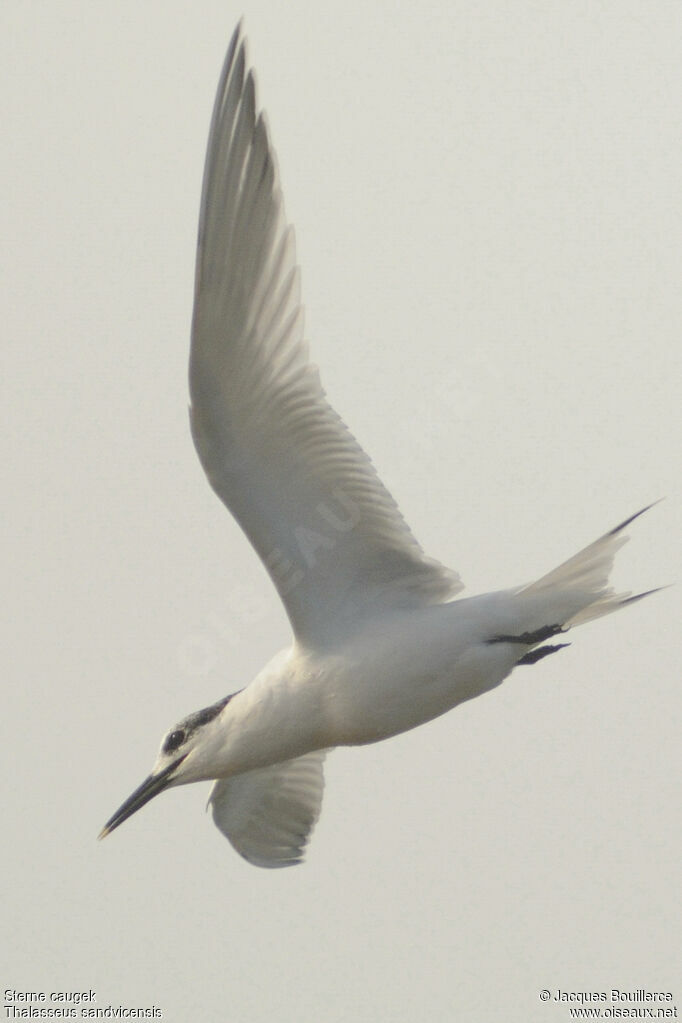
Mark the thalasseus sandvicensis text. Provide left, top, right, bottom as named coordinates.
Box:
left=99, top=24, right=659, bottom=868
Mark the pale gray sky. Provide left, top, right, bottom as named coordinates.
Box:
left=2, top=2, right=680, bottom=1021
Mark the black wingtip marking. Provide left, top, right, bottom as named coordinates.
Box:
left=226, top=21, right=243, bottom=69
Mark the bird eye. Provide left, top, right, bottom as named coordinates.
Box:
left=163, top=729, right=186, bottom=754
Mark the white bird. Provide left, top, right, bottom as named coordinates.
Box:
left=100, top=24, right=658, bottom=868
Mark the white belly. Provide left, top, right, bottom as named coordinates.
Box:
left=313, top=595, right=522, bottom=746
left=223, top=592, right=524, bottom=775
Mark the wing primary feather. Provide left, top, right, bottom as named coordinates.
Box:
left=208, top=751, right=328, bottom=869
left=189, top=24, right=462, bottom=646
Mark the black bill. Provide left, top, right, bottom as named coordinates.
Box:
left=98, top=754, right=187, bottom=839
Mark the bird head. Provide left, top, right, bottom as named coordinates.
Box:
left=98, top=693, right=235, bottom=839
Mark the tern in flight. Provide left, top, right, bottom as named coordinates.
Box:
left=100, top=24, right=657, bottom=867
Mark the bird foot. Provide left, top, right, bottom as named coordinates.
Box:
left=517, top=643, right=570, bottom=666
left=487, top=623, right=567, bottom=646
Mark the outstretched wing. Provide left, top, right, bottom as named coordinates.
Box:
left=190, top=25, right=461, bottom=647
left=208, top=751, right=327, bottom=869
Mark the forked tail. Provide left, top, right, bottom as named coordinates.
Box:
left=518, top=502, right=661, bottom=629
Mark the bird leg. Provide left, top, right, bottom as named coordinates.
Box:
left=516, top=643, right=570, bottom=666
left=487, top=623, right=567, bottom=646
